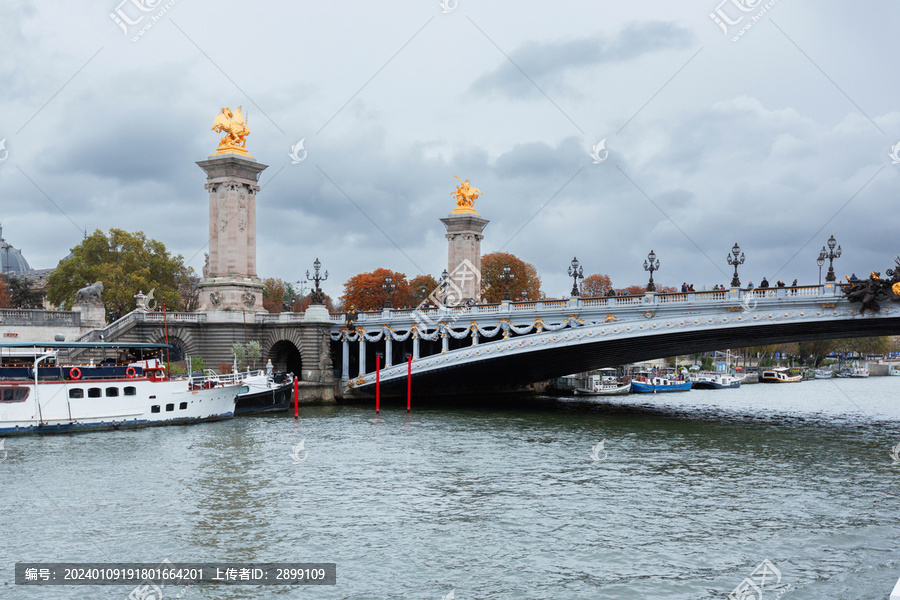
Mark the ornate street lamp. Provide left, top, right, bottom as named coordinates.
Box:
left=823, top=235, right=842, bottom=282
left=817, top=249, right=826, bottom=286
left=382, top=275, right=395, bottom=308
left=438, top=269, right=449, bottom=304
left=727, top=243, right=745, bottom=288
left=500, top=265, right=514, bottom=301
left=567, top=256, right=584, bottom=297
left=305, top=257, right=328, bottom=305
left=643, top=250, right=659, bottom=292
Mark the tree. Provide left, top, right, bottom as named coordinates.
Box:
left=178, top=274, right=201, bottom=312
left=262, top=277, right=291, bottom=313
left=834, top=337, right=893, bottom=357
left=0, top=278, right=10, bottom=308
left=409, top=274, right=440, bottom=306
left=46, top=229, right=191, bottom=313
left=341, top=268, right=413, bottom=311
left=614, top=283, right=677, bottom=296
left=797, top=340, right=837, bottom=367
left=7, top=276, right=41, bottom=309
left=582, top=273, right=613, bottom=297
left=481, top=252, right=542, bottom=303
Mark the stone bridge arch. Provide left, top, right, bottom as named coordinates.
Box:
left=262, top=325, right=334, bottom=383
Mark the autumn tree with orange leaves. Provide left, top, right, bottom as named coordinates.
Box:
left=581, top=273, right=613, bottom=297
left=341, top=268, right=415, bottom=311
left=481, top=252, right=542, bottom=303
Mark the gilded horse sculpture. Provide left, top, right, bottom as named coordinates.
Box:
left=211, top=106, right=251, bottom=156
left=450, top=176, right=482, bottom=214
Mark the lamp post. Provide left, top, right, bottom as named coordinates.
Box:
left=438, top=269, right=449, bottom=304
left=567, top=257, right=584, bottom=297
left=382, top=275, right=395, bottom=308
left=823, top=235, right=841, bottom=282
left=500, top=265, right=513, bottom=301
left=643, top=250, right=659, bottom=292
left=305, top=257, right=328, bottom=305
left=727, top=243, right=745, bottom=288
left=817, top=249, right=826, bottom=286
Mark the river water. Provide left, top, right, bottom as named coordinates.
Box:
left=2, top=377, right=900, bottom=599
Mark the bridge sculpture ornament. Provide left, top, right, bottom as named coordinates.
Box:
left=843, top=258, right=900, bottom=314
left=74, top=282, right=104, bottom=306
left=450, top=176, right=481, bottom=214
left=210, top=106, right=251, bottom=156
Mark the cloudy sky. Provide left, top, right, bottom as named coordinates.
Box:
left=2, top=0, right=898, bottom=302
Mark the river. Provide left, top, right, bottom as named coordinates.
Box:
left=2, top=376, right=900, bottom=599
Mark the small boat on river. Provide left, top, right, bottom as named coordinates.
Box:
left=0, top=342, right=240, bottom=436
left=574, top=369, right=631, bottom=396
left=758, top=367, right=803, bottom=383
left=689, top=372, right=741, bottom=390
left=631, top=372, right=692, bottom=393
left=814, top=369, right=834, bottom=379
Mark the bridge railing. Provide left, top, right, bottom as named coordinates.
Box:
left=329, top=284, right=845, bottom=327
left=0, top=309, right=82, bottom=326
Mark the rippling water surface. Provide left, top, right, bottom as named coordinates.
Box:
left=3, top=377, right=900, bottom=599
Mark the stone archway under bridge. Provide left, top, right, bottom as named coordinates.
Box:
left=262, top=326, right=334, bottom=383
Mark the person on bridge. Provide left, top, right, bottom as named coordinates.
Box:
left=681, top=283, right=688, bottom=293
left=748, top=282, right=754, bottom=290
left=759, top=277, right=770, bottom=288
left=849, top=273, right=859, bottom=281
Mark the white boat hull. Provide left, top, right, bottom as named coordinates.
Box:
left=574, top=382, right=632, bottom=396
left=0, top=378, right=239, bottom=436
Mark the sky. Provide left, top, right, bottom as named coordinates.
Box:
left=2, top=0, right=899, bottom=302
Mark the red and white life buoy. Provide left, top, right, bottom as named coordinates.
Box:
left=125, top=367, right=137, bottom=378
left=69, top=367, right=81, bottom=380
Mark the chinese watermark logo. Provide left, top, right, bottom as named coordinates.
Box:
left=289, top=139, right=308, bottom=164
left=440, top=590, right=455, bottom=600
left=891, top=442, right=900, bottom=464
left=889, top=141, right=900, bottom=165
left=589, top=440, right=608, bottom=462
left=741, top=292, right=757, bottom=314
left=128, top=559, right=175, bottom=600
left=439, top=0, right=457, bottom=13
left=290, top=439, right=308, bottom=464
left=412, top=259, right=482, bottom=328
left=109, top=0, right=180, bottom=43
left=728, top=559, right=792, bottom=599
left=709, top=0, right=779, bottom=42
left=0, top=138, right=8, bottom=163
left=589, top=139, right=608, bottom=164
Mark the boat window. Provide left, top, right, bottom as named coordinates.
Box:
left=0, top=388, right=29, bottom=402
left=68, top=388, right=84, bottom=399
left=106, top=387, right=119, bottom=397
left=166, top=403, right=174, bottom=412
left=179, top=402, right=187, bottom=410
left=151, top=405, right=160, bottom=413
left=88, top=388, right=102, bottom=398
left=124, top=387, right=136, bottom=396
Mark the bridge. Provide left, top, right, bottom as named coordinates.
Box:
left=330, top=282, right=900, bottom=395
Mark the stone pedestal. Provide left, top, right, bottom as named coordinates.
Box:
left=195, top=154, right=268, bottom=312
left=304, top=304, right=331, bottom=323
left=440, top=212, right=490, bottom=303
left=73, top=303, right=105, bottom=328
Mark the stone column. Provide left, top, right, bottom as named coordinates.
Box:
left=440, top=212, right=489, bottom=303
left=342, top=337, right=350, bottom=381
left=358, top=338, right=366, bottom=376
left=195, top=154, right=269, bottom=312
left=412, top=334, right=420, bottom=359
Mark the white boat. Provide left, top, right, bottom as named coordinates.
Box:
left=194, top=369, right=295, bottom=414
left=814, top=369, right=834, bottom=379
left=0, top=342, right=240, bottom=436
left=758, top=367, right=803, bottom=383
left=843, top=367, right=869, bottom=378
left=891, top=368, right=900, bottom=377
left=574, top=370, right=631, bottom=396
left=689, top=372, right=741, bottom=389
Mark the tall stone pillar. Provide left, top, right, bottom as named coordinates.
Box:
left=195, top=154, right=268, bottom=312
left=440, top=208, right=489, bottom=303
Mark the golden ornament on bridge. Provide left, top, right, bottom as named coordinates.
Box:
left=450, top=176, right=481, bottom=214
left=210, top=106, right=252, bottom=157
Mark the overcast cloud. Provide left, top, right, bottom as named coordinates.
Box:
left=1, top=0, right=898, bottom=302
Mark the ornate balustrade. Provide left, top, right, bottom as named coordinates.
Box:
left=0, top=309, right=82, bottom=326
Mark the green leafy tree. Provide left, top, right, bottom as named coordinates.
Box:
left=246, top=341, right=262, bottom=370
left=262, top=277, right=291, bottom=313
left=7, top=276, right=42, bottom=309
left=797, top=340, right=837, bottom=367
left=480, top=252, right=542, bottom=303
left=46, top=229, right=191, bottom=313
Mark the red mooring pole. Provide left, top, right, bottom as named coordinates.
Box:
left=375, top=354, right=381, bottom=414
left=407, top=355, right=412, bottom=412
left=294, top=376, right=299, bottom=419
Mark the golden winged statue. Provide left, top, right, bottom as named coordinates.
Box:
left=210, top=106, right=252, bottom=157
left=450, top=176, right=482, bottom=214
